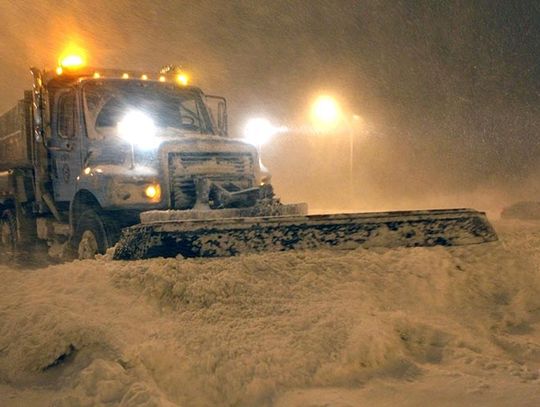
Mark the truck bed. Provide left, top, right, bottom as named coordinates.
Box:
left=0, top=91, right=33, bottom=170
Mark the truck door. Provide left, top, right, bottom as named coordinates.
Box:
left=51, top=88, right=83, bottom=202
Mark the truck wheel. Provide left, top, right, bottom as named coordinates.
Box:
left=0, top=209, right=17, bottom=260
left=73, top=209, right=111, bottom=260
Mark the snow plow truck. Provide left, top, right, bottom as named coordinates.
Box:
left=0, top=56, right=497, bottom=261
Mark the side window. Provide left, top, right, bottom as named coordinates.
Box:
left=58, top=91, right=76, bottom=138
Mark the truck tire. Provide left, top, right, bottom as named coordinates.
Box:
left=0, top=209, right=17, bottom=260
left=73, top=209, right=113, bottom=260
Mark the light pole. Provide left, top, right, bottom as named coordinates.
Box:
left=311, top=95, right=354, bottom=197
left=310, top=96, right=366, bottom=201
left=348, top=119, right=354, bottom=195
left=348, top=114, right=365, bottom=198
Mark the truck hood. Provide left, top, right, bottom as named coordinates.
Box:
left=157, top=128, right=257, bottom=155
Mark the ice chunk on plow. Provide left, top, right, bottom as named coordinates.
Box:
left=113, top=208, right=497, bottom=260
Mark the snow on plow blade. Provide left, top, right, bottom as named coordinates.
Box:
left=113, top=208, right=497, bottom=260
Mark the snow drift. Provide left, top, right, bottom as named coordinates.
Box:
left=0, top=220, right=539, bottom=406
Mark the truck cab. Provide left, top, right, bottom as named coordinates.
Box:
left=0, top=64, right=269, bottom=260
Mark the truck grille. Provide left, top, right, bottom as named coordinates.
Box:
left=168, top=152, right=254, bottom=209
left=169, top=152, right=254, bottom=175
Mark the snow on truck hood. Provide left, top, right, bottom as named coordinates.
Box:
left=157, top=128, right=258, bottom=155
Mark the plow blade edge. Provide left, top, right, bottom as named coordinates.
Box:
left=113, top=208, right=497, bottom=260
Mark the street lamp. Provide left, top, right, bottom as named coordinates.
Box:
left=310, top=95, right=342, bottom=132
left=311, top=95, right=360, bottom=198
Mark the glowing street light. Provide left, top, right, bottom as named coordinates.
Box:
left=310, top=95, right=342, bottom=132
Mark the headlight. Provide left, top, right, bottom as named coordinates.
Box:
left=117, top=110, right=159, bottom=150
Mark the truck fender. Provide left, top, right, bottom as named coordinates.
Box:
left=69, top=190, right=102, bottom=232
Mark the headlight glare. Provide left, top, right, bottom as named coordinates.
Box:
left=117, top=110, right=159, bottom=150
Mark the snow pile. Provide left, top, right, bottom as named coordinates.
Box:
left=0, top=220, right=539, bottom=406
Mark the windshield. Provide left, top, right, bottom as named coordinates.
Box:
left=82, top=79, right=214, bottom=138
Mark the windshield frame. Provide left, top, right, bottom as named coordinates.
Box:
left=81, top=78, right=216, bottom=140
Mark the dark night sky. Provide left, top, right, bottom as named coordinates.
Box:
left=0, top=0, right=539, bottom=209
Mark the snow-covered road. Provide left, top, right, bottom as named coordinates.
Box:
left=0, top=220, right=539, bottom=406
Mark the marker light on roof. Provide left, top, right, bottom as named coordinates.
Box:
left=176, top=73, right=189, bottom=86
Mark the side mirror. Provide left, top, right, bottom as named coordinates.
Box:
left=30, top=68, right=44, bottom=142
left=217, top=100, right=228, bottom=136
left=206, top=95, right=228, bottom=137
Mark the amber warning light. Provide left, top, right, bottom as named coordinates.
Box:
left=60, top=54, right=85, bottom=68
left=56, top=51, right=86, bottom=75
